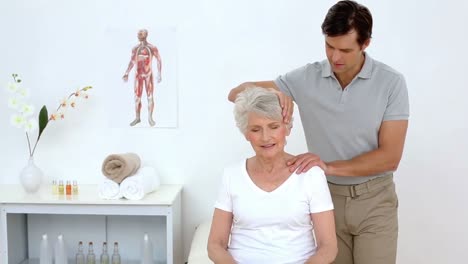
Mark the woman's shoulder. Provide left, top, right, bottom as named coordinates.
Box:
left=220, top=159, right=250, bottom=192
left=296, top=166, right=330, bottom=201
left=297, top=166, right=327, bottom=184
left=221, top=159, right=249, bottom=184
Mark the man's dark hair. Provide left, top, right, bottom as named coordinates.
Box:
left=321, top=0, right=373, bottom=46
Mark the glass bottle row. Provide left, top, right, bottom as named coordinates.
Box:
left=76, top=241, right=121, bottom=264
left=52, top=179, right=79, bottom=195
left=40, top=234, right=154, bottom=264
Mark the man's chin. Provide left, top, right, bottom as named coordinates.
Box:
left=332, top=66, right=346, bottom=73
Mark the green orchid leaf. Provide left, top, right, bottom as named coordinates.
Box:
left=38, top=105, right=49, bottom=139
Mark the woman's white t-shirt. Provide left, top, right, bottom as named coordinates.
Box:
left=214, top=160, right=334, bottom=264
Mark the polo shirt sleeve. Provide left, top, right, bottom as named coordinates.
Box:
left=306, top=166, right=334, bottom=213
left=214, top=169, right=233, bottom=212
left=383, top=74, right=410, bottom=121
left=274, top=65, right=309, bottom=101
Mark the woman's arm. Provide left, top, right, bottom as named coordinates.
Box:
left=207, top=208, right=236, bottom=264
left=306, top=210, right=337, bottom=264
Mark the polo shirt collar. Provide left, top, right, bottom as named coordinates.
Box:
left=358, top=53, right=373, bottom=79
left=321, top=60, right=333, bottom=78
left=321, top=52, right=374, bottom=79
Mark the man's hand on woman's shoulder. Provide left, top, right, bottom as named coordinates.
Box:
left=287, top=152, right=328, bottom=174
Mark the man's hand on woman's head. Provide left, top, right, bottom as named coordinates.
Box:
left=268, top=89, right=294, bottom=124
left=287, top=152, right=328, bottom=174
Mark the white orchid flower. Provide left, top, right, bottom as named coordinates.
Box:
left=74, top=89, right=82, bottom=97
left=69, top=99, right=77, bottom=108
left=6, top=82, right=18, bottom=93
left=60, top=97, right=68, bottom=108
left=20, top=103, right=35, bottom=116
left=57, top=111, right=65, bottom=120
left=17, top=88, right=29, bottom=98
left=24, top=118, right=38, bottom=133
left=50, top=113, right=58, bottom=121
left=8, top=97, right=22, bottom=109
left=10, top=114, right=25, bottom=128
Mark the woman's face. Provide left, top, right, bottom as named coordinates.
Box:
left=245, top=112, right=290, bottom=159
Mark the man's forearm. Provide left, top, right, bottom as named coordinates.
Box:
left=228, top=82, right=255, bottom=102
left=326, top=148, right=401, bottom=177
left=228, top=81, right=278, bottom=102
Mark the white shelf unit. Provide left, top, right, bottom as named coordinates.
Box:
left=0, top=184, right=183, bottom=264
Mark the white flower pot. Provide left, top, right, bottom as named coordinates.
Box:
left=19, top=157, right=43, bottom=193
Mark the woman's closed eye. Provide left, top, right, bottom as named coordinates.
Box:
left=268, top=122, right=281, bottom=129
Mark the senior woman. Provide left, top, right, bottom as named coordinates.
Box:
left=208, top=87, right=337, bottom=264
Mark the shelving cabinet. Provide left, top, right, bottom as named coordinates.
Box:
left=0, top=184, right=183, bottom=264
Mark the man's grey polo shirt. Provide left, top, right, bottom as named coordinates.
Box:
left=274, top=54, right=409, bottom=185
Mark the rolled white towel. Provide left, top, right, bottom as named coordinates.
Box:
left=98, top=178, right=123, bottom=200
left=120, top=167, right=160, bottom=200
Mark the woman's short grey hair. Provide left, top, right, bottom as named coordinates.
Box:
left=234, top=87, right=292, bottom=134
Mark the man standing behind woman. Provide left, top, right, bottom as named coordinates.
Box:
left=228, top=1, right=409, bottom=264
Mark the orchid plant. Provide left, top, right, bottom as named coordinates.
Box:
left=6, top=74, right=92, bottom=157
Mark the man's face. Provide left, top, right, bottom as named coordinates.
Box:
left=325, top=30, right=369, bottom=75
left=137, top=30, right=147, bottom=41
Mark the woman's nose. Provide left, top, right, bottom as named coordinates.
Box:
left=261, top=130, right=271, bottom=140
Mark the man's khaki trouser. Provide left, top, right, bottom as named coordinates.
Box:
left=328, top=175, right=398, bottom=264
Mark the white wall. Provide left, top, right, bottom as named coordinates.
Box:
left=1, top=0, right=467, bottom=263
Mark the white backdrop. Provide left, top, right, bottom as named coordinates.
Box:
left=1, top=0, right=467, bottom=263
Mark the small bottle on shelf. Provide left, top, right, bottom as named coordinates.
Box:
left=66, top=180, right=72, bottom=195
left=76, top=241, right=85, bottom=264
left=100, top=242, right=110, bottom=264
left=111, top=242, right=121, bottom=264
left=73, top=180, right=79, bottom=195
left=58, top=180, right=64, bottom=195
left=52, top=180, right=58, bottom=195
left=54, top=234, right=68, bottom=264
left=87, top=241, right=96, bottom=264
left=39, top=233, right=52, bottom=264
left=141, top=233, right=154, bottom=264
